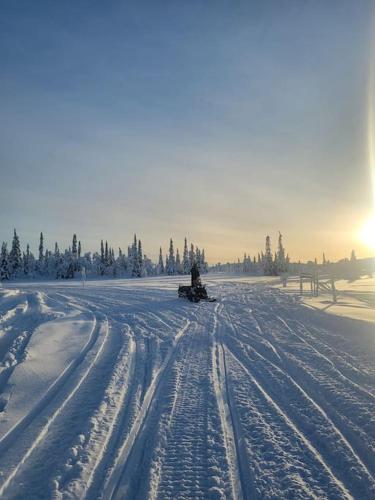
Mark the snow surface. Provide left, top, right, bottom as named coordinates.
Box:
left=0, top=275, right=374, bottom=499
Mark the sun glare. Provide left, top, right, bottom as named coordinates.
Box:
left=360, top=216, right=375, bottom=250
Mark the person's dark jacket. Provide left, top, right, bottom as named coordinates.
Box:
left=191, top=263, right=200, bottom=287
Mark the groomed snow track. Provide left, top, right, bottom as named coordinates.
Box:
left=0, top=277, right=374, bottom=499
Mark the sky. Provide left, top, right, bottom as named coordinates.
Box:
left=0, top=0, right=374, bottom=263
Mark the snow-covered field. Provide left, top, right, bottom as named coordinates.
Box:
left=0, top=275, right=374, bottom=499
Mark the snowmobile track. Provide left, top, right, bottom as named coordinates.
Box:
left=0, top=278, right=374, bottom=499
left=105, top=319, right=192, bottom=499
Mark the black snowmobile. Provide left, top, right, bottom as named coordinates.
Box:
left=178, top=263, right=216, bottom=303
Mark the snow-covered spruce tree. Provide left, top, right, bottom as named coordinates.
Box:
left=117, top=247, right=127, bottom=275
left=165, top=255, right=169, bottom=274
left=105, top=241, right=109, bottom=269
left=72, top=234, right=77, bottom=256
left=72, top=234, right=78, bottom=271
left=52, top=243, right=59, bottom=278
left=132, top=234, right=140, bottom=277
left=143, top=255, right=155, bottom=276
left=98, top=240, right=104, bottom=276
left=100, top=240, right=105, bottom=263
left=276, top=232, right=288, bottom=274
left=195, top=247, right=201, bottom=271
left=42, top=248, right=50, bottom=276
left=9, top=229, right=22, bottom=278
left=175, top=249, right=183, bottom=274
left=137, top=240, right=144, bottom=277
left=243, top=253, right=252, bottom=274
left=77, top=240, right=82, bottom=271
left=167, top=238, right=175, bottom=275
left=45, top=249, right=57, bottom=277
left=38, top=232, right=44, bottom=274
left=0, top=242, right=10, bottom=281
left=273, top=251, right=278, bottom=275
left=56, top=246, right=66, bottom=279
left=92, top=251, right=101, bottom=276
left=189, top=243, right=195, bottom=269
left=127, top=245, right=133, bottom=277
left=108, top=247, right=116, bottom=277
left=64, top=249, right=74, bottom=279
left=158, top=247, right=164, bottom=274
left=82, top=252, right=93, bottom=276
left=23, top=244, right=31, bottom=276
left=263, top=235, right=274, bottom=275
left=183, top=238, right=190, bottom=274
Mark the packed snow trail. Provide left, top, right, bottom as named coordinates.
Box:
left=0, top=276, right=373, bottom=499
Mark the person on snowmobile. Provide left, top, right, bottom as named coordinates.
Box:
left=191, top=262, right=201, bottom=288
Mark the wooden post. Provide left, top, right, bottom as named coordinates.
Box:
left=316, top=270, right=319, bottom=296
left=300, top=274, right=303, bottom=295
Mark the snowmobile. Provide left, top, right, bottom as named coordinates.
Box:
left=178, top=263, right=216, bottom=303
left=178, top=284, right=216, bottom=302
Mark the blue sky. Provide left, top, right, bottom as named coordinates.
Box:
left=0, top=0, right=373, bottom=262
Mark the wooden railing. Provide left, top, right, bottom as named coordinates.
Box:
left=299, top=272, right=337, bottom=302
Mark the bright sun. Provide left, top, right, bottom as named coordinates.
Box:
left=360, top=216, right=375, bottom=250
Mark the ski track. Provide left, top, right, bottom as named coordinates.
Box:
left=0, top=278, right=373, bottom=499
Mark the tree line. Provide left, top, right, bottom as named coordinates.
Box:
left=0, top=230, right=208, bottom=281
left=211, top=232, right=289, bottom=276
left=211, top=232, right=373, bottom=280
